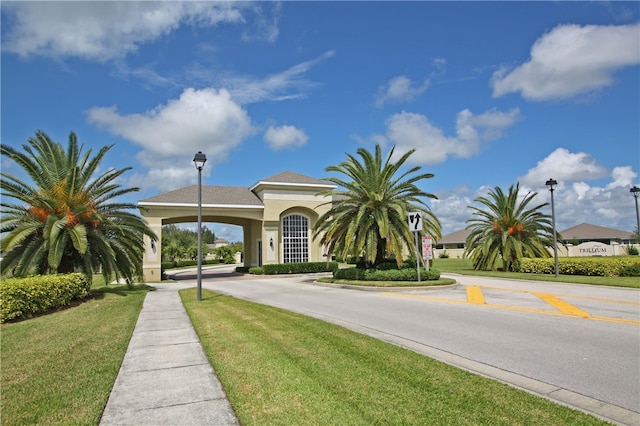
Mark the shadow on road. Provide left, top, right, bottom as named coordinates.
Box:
left=167, top=266, right=255, bottom=281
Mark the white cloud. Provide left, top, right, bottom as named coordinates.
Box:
left=606, top=166, right=637, bottom=189
left=264, top=125, right=309, bottom=150
left=376, top=108, right=519, bottom=165
left=374, top=76, right=430, bottom=107
left=519, top=148, right=608, bottom=187
left=241, top=1, right=282, bottom=43
left=221, top=50, right=335, bottom=104
left=491, top=23, right=640, bottom=101
left=87, top=88, right=254, bottom=191
left=1, top=2, right=256, bottom=62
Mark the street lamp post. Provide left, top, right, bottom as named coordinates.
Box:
left=193, top=151, right=207, bottom=301
left=546, top=178, right=559, bottom=277
left=631, top=186, right=640, bottom=244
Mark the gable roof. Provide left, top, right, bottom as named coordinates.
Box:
left=559, top=223, right=634, bottom=240
left=438, top=229, right=471, bottom=244
left=139, top=171, right=332, bottom=208
left=250, top=170, right=335, bottom=191
left=262, top=171, right=331, bottom=185
left=437, top=223, right=634, bottom=245
left=139, top=185, right=263, bottom=207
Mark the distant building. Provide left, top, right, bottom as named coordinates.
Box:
left=434, top=223, right=637, bottom=259
left=560, top=223, right=635, bottom=245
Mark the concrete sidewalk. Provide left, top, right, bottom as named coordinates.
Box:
left=100, top=285, right=238, bottom=425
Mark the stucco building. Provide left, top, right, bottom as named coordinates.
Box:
left=138, top=171, right=335, bottom=282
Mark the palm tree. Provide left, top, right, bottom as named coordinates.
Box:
left=1, top=130, right=157, bottom=282
left=465, top=183, right=555, bottom=271
left=313, top=144, right=440, bottom=267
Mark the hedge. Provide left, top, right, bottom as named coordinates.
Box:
left=334, top=267, right=441, bottom=281
left=514, top=257, right=640, bottom=277
left=0, top=273, right=91, bottom=323
left=249, top=261, right=339, bottom=275
left=161, top=259, right=222, bottom=270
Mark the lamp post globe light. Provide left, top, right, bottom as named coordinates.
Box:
left=546, top=178, right=559, bottom=278
left=631, top=186, right=640, bottom=244
left=194, top=151, right=207, bottom=301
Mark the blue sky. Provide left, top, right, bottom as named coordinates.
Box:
left=2, top=1, right=639, bottom=242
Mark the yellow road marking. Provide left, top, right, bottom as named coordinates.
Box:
left=466, top=286, right=486, bottom=304
left=477, top=285, right=640, bottom=306
left=533, top=292, right=591, bottom=318
left=378, top=292, right=640, bottom=327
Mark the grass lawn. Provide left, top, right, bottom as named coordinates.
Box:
left=432, top=258, right=640, bottom=288
left=0, top=284, right=150, bottom=426
left=182, top=288, right=607, bottom=426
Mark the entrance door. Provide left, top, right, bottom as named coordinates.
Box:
left=257, top=239, right=262, bottom=266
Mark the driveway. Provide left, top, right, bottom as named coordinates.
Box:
left=171, top=267, right=640, bottom=424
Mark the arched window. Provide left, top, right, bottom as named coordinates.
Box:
left=282, top=214, right=309, bottom=263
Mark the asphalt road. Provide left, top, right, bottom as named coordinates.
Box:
left=172, top=267, right=640, bottom=425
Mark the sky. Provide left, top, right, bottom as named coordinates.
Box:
left=1, top=1, right=639, bottom=243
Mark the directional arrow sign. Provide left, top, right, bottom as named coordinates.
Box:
left=407, top=212, right=423, bottom=232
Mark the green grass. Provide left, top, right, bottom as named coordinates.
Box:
left=433, top=258, right=640, bottom=288
left=0, top=284, right=150, bottom=426
left=182, top=288, right=608, bottom=426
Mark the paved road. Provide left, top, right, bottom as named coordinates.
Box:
left=172, top=267, right=640, bottom=424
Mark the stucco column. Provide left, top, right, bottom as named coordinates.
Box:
left=142, top=217, right=163, bottom=282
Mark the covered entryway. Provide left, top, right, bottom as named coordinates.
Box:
left=138, top=171, right=335, bottom=282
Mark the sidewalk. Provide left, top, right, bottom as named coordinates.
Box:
left=100, top=285, right=238, bottom=425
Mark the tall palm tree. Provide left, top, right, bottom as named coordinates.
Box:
left=1, top=130, right=157, bottom=282
left=313, top=144, right=440, bottom=267
left=465, top=183, right=555, bottom=271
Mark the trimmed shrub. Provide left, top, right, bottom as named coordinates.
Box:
left=619, top=263, right=640, bottom=277
left=248, top=267, right=264, bottom=275
left=1, top=273, right=91, bottom=323
left=253, top=262, right=339, bottom=275
left=514, top=257, right=640, bottom=277
left=334, top=267, right=440, bottom=282
left=161, top=261, right=176, bottom=270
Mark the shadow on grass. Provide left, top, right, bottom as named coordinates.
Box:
left=92, top=284, right=155, bottom=297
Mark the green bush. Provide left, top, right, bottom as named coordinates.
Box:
left=625, top=245, right=639, bottom=256
left=1, top=273, right=91, bottom=323
left=619, top=263, right=640, bottom=277
left=161, top=261, right=176, bottom=270
left=334, top=267, right=440, bottom=282
left=256, top=262, right=339, bottom=275
left=248, top=267, right=264, bottom=275
left=514, top=257, right=640, bottom=276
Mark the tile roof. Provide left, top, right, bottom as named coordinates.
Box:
left=139, top=185, right=263, bottom=207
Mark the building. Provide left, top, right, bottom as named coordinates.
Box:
left=138, top=171, right=335, bottom=282
left=434, top=223, right=637, bottom=259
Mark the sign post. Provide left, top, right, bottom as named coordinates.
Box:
left=407, top=212, right=423, bottom=282
left=422, top=235, right=432, bottom=271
